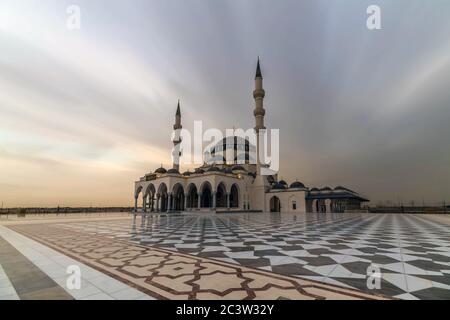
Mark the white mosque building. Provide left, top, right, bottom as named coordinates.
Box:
left=134, top=59, right=369, bottom=214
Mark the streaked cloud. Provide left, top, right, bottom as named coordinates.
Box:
left=0, top=0, right=449, bottom=206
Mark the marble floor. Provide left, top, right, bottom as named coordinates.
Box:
left=1, top=212, right=449, bottom=300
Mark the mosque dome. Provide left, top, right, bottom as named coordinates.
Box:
left=194, top=168, right=205, bottom=174
left=206, top=136, right=256, bottom=165
left=272, top=182, right=287, bottom=190
left=279, top=180, right=288, bottom=186
left=222, top=167, right=233, bottom=174
left=289, top=181, right=305, bottom=189
left=182, top=171, right=192, bottom=176
left=232, top=165, right=246, bottom=172
left=321, top=186, right=332, bottom=191
left=155, top=167, right=167, bottom=174
left=167, top=168, right=180, bottom=174
left=207, top=166, right=221, bottom=172
left=334, top=186, right=355, bottom=193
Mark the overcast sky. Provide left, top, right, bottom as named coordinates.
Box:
left=1, top=0, right=449, bottom=207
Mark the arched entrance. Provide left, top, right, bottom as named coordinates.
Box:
left=134, top=186, right=143, bottom=211
left=158, top=183, right=168, bottom=212
left=230, top=184, right=239, bottom=208
left=144, top=184, right=156, bottom=212
left=216, top=182, right=227, bottom=208
left=270, top=196, right=281, bottom=212
left=200, top=182, right=213, bottom=208
left=186, top=184, right=198, bottom=209
left=172, top=183, right=185, bottom=211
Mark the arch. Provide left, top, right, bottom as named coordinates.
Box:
left=134, top=186, right=143, bottom=212
left=144, top=184, right=156, bottom=212
left=144, top=183, right=156, bottom=196
left=135, top=186, right=143, bottom=199
left=288, top=195, right=300, bottom=212
left=216, top=182, right=227, bottom=208
left=230, top=183, right=239, bottom=208
left=200, top=181, right=213, bottom=208
left=158, top=183, right=168, bottom=212
left=270, top=196, right=281, bottom=212
left=186, top=183, right=198, bottom=209
left=172, top=183, right=185, bottom=211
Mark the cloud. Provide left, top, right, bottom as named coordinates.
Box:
left=0, top=0, right=449, bottom=206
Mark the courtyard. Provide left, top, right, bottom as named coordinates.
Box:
left=1, top=212, right=449, bottom=300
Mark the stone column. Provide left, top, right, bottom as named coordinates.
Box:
left=134, top=197, right=138, bottom=212
left=156, top=194, right=160, bottom=212
left=184, top=195, right=188, bottom=211
left=197, top=193, right=202, bottom=209
left=143, top=194, right=147, bottom=212
left=212, top=192, right=217, bottom=209
left=168, top=193, right=172, bottom=211
left=226, top=193, right=230, bottom=209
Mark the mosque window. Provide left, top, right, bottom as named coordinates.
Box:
left=292, top=201, right=297, bottom=210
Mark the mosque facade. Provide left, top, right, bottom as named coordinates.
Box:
left=134, top=59, right=369, bottom=214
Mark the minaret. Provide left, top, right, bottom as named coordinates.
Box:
left=253, top=57, right=266, bottom=132
left=250, top=58, right=270, bottom=212
left=253, top=57, right=267, bottom=169
left=172, top=100, right=182, bottom=171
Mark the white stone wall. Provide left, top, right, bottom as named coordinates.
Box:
left=265, top=190, right=307, bottom=213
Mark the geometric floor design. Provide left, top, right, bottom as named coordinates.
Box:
left=44, top=213, right=450, bottom=300
left=6, top=220, right=387, bottom=300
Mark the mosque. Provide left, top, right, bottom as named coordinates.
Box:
left=134, top=59, right=369, bottom=214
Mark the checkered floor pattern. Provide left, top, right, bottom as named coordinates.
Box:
left=58, top=213, right=450, bottom=300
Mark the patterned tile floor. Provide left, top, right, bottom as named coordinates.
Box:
left=44, top=212, right=450, bottom=300
left=6, top=219, right=385, bottom=300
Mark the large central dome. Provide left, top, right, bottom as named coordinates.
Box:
left=205, top=136, right=256, bottom=164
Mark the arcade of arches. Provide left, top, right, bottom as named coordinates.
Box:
left=135, top=182, right=240, bottom=212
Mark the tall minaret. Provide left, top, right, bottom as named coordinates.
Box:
left=253, top=57, right=266, bottom=132
left=172, top=100, right=182, bottom=171
left=250, top=57, right=270, bottom=212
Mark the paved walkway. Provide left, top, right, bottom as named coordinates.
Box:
left=0, top=224, right=153, bottom=300
left=0, top=213, right=389, bottom=300
left=2, top=212, right=449, bottom=300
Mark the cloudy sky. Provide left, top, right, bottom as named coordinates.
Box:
left=1, top=0, right=449, bottom=207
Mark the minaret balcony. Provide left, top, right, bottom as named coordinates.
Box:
left=253, top=89, right=265, bottom=99
left=253, top=109, right=266, bottom=117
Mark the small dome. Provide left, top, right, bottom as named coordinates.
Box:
left=194, top=168, right=205, bottom=174
left=290, top=181, right=305, bottom=189
left=334, top=186, right=355, bottom=193
left=167, top=168, right=180, bottom=174
left=232, top=165, right=246, bottom=172
left=279, top=180, right=288, bottom=186
left=207, top=166, right=221, bottom=172
left=272, top=182, right=287, bottom=190
left=321, top=186, right=332, bottom=191
left=183, top=171, right=192, bottom=176
left=310, top=187, right=319, bottom=192
left=155, top=167, right=167, bottom=174
left=222, top=167, right=233, bottom=174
